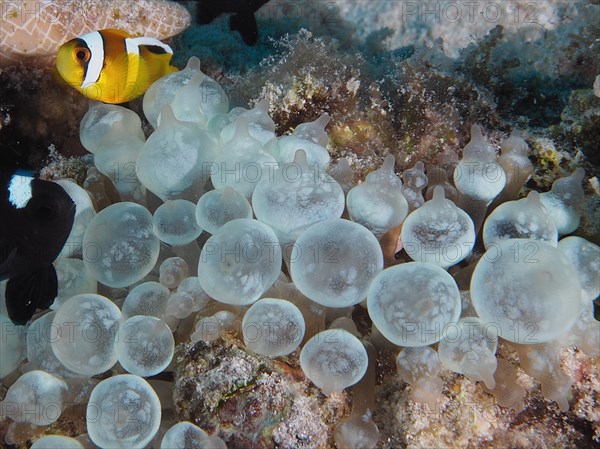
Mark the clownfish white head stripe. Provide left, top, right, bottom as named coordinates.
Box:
left=79, top=31, right=105, bottom=89
left=56, top=29, right=178, bottom=104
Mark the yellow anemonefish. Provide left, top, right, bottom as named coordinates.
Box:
left=56, top=29, right=178, bottom=104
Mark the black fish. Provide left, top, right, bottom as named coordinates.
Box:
left=0, top=170, right=75, bottom=325
left=189, top=0, right=270, bottom=45
left=594, top=296, right=600, bottom=323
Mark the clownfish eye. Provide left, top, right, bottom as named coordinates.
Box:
left=74, top=47, right=90, bottom=63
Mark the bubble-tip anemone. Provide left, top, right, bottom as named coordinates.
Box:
left=471, top=239, right=581, bottom=343
left=300, top=329, right=368, bottom=395
left=86, top=374, right=161, bottom=449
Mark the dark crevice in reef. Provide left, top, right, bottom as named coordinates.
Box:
left=0, top=68, right=87, bottom=171
left=0, top=99, right=47, bottom=171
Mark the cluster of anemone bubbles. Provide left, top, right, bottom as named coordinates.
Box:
left=1, top=56, right=599, bottom=449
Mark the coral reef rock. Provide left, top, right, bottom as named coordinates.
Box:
left=174, top=335, right=350, bottom=449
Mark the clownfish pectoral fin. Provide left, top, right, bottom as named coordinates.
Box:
left=100, top=50, right=138, bottom=103
left=49, top=66, right=81, bottom=91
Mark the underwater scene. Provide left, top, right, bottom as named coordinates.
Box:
left=0, top=0, right=599, bottom=448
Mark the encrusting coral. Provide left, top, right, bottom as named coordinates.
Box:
left=174, top=334, right=350, bottom=449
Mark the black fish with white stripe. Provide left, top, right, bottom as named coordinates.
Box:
left=0, top=169, right=75, bottom=325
